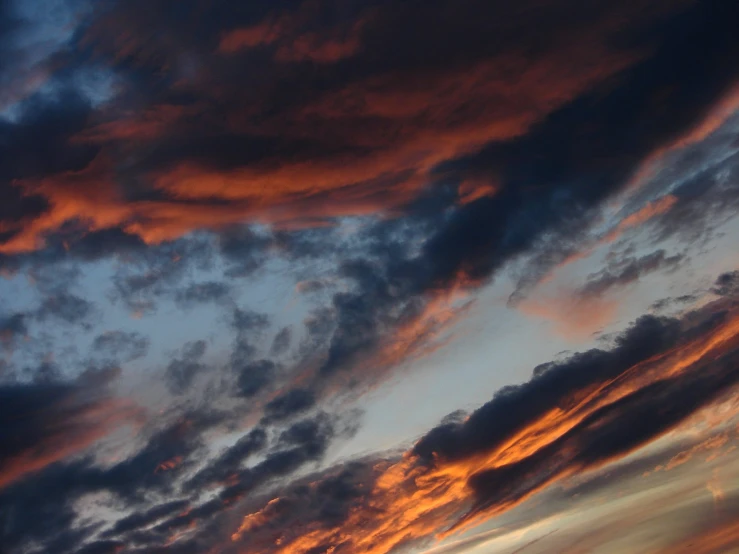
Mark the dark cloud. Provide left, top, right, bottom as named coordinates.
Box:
left=103, top=499, right=190, bottom=538
left=145, top=412, right=356, bottom=548
left=220, top=297, right=739, bottom=554
left=650, top=156, right=739, bottom=246
left=92, top=408, right=227, bottom=501
left=232, top=307, right=270, bottom=334
left=414, top=314, right=685, bottom=463
left=165, top=340, right=208, bottom=395
left=0, top=312, right=27, bottom=346
left=0, top=402, right=228, bottom=553
left=650, top=293, right=699, bottom=313
left=278, top=412, right=337, bottom=450
left=0, top=87, right=93, bottom=241
left=262, top=388, right=316, bottom=423
left=227, top=308, right=273, bottom=396
left=422, top=0, right=739, bottom=302
left=35, top=291, right=95, bottom=326
left=234, top=359, right=276, bottom=398
left=713, top=270, right=739, bottom=297
left=578, top=249, right=684, bottom=298
left=466, top=345, right=739, bottom=519
left=245, top=0, right=739, bottom=387
left=270, top=326, right=292, bottom=356
left=185, top=428, right=267, bottom=492
left=409, top=305, right=739, bottom=531
left=65, top=228, right=148, bottom=261
left=76, top=540, right=127, bottom=554
left=110, top=236, right=214, bottom=315
left=2, top=0, right=739, bottom=552
left=0, top=373, right=135, bottom=491
left=0, top=226, right=147, bottom=279
left=229, top=460, right=378, bottom=551
left=174, top=281, right=232, bottom=309
left=0, top=0, right=710, bottom=258
left=218, top=226, right=273, bottom=277
left=218, top=413, right=347, bottom=505
left=92, top=330, right=150, bottom=362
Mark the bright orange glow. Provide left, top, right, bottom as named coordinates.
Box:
left=228, top=304, right=739, bottom=554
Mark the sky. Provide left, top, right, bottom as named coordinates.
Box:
left=1, top=0, right=739, bottom=553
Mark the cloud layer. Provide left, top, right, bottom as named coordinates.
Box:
left=1, top=0, right=739, bottom=552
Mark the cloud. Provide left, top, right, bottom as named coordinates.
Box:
left=34, top=291, right=95, bottom=325
left=234, top=359, right=277, bottom=398
left=0, top=312, right=27, bottom=347
left=0, top=377, right=141, bottom=491
left=262, top=388, right=316, bottom=423
left=270, top=326, right=292, bottom=356
left=577, top=249, right=684, bottom=298
left=173, top=281, right=232, bottom=309
left=0, top=0, right=696, bottom=255
left=92, top=330, right=150, bottom=363
left=2, top=1, right=739, bottom=552
left=713, top=271, right=739, bottom=297
left=185, top=428, right=267, bottom=492
left=223, top=292, right=739, bottom=553
left=165, top=340, right=209, bottom=395
left=103, top=499, right=191, bottom=538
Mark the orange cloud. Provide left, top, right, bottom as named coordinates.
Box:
left=220, top=10, right=367, bottom=64
left=3, top=9, right=644, bottom=256
left=457, top=179, right=499, bottom=206
left=225, top=302, right=739, bottom=554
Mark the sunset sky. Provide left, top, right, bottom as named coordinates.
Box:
left=2, top=1, right=739, bottom=553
